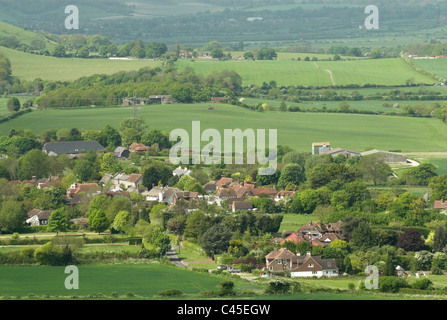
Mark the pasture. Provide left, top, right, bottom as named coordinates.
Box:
left=177, top=58, right=436, bottom=87
left=412, top=58, right=447, bottom=81
left=2, top=103, right=447, bottom=153
left=0, top=46, right=163, bottom=81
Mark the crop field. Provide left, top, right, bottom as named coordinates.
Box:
left=0, top=47, right=163, bottom=81
left=0, top=21, right=56, bottom=50
left=2, top=103, right=447, bottom=153
left=0, top=264, right=262, bottom=298
left=177, top=58, right=436, bottom=87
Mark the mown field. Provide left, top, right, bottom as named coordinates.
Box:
left=0, top=46, right=163, bottom=81
left=2, top=103, right=447, bottom=153
left=177, top=58, right=437, bottom=87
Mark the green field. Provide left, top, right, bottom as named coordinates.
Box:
left=278, top=214, right=317, bottom=232
left=0, top=46, right=163, bottom=81
left=241, top=97, right=446, bottom=114
left=412, top=58, right=447, bottom=81
left=0, top=21, right=56, bottom=50
left=0, top=264, right=262, bottom=298
left=178, top=58, right=437, bottom=87
left=2, top=103, right=447, bottom=153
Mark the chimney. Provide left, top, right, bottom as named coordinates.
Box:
left=32, top=176, right=37, bottom=182
left=296, top=252, right=301, bottom=256
left=306, top=251, right=311, bottom=256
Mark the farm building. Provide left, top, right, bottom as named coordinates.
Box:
left=43, top=141, right=104, bottom=155
left=360, top=149, right=407, bottom=164
left=312, top=142, right=331, bottom=155
left=320, top=147, right=361, bottom=159
left=114, top=147, right=130, bottom=158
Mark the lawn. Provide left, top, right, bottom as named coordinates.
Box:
left=3, top=103, right=447, bottom=153
left=0, top=46, right=163, bottom=81
left=177, top=58, right=436, bottom=87
left=278, top=214, right=317, bottom=233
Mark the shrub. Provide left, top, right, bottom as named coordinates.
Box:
left=431, top=265, right=444, bottom=275
left=265, top=279, right=291, bottom=294
left=379, top=276, right=409, bottom=293
left=158, top=289, right=184, bottom=297
left=411, top=278, right=433, bottom=290
left=219, top=281, right=235, bottom=296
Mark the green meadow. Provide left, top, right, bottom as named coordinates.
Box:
left=412, top=58, right=447, bottom=81
left=177, top=58, right=436, bottom=87
left=0, top=46, right=163, bottom=81
left=2, top=103, right=447, bottom=153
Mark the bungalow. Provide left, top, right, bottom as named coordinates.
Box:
left=109, top=173, right=143, bottom=192
left=203, top=181, right=217, bottom=194
left=232, top=201, right=253, bottom=212
left=43, top=140, right=104, bottom=155
left=66, top=183, right=100, bottom=196
left=216, top=177, right=233, bottom=189
left=129, top=142, right=150, bottom=152
left=434, top=200, right=447, bottom=213
left=143, top=186, right=180, bottom=204
left=26, top=209, right=54, bottom=226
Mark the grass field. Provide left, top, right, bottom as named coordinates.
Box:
left=177, top=58, right=437, bottom=87
left=412, top=58, right=447, bottom=81
left=0, top=96, right=35, bottom=116
left=2, top=103, right=447, bottom=153
left=0, top=21, right=56, bottom=50
left=278, top=214, right=317, bottom=232
left=0, top=46, right=163, bottom=81
left=0, top=264, right=262, bottom=298
left=241, top=97, right=446, bottom=114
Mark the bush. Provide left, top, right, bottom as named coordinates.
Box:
left=379, top=276, right=409, bottom=293
left=265, top=279, right=291, bottom=294
left=219, top=281, right=235, bottom=296
left=431, top=265, right=444, bottom=275
left=158, top=289, right=184, bottom=297
left=411, top=278, right=433, bottom=290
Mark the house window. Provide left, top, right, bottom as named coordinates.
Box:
left=270, top=266, right=272, bottom=271
left=333, top=270, right=337, bottom=274
left=308, top=264, right=314, bottom=268
left=277, top=260, right=282, bottom=264
left=312, top=271, right=317, bottom=275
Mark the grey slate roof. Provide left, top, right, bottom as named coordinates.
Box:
left=43, top=141, right=104, bottom=154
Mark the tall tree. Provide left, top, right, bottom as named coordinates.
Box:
left=200, top=223, right=232, bottom=259
left=433, top=226, right=447, bottom=252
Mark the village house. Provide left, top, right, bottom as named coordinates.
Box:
left=143, top=186, right=181, bottom=204
left=274, top=190, right=296, bottom=202
left=265, top=248, right=338, bottom=278
left=108, top=172, right=143, bottom=192
left=129, top=142, right=150, bottom=152
left=203, top=181, right=217, bottom=195
left=172, top=166, right=191, bottom=177
left=215, top=177, right=233, bottom=189
left=281, top=220, right=344, bottom=247
left=26, top=209, right=54, bottom=226
left=434, top=199, right=447, bottom=214
left=232, top=200, right=253, bottom=212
